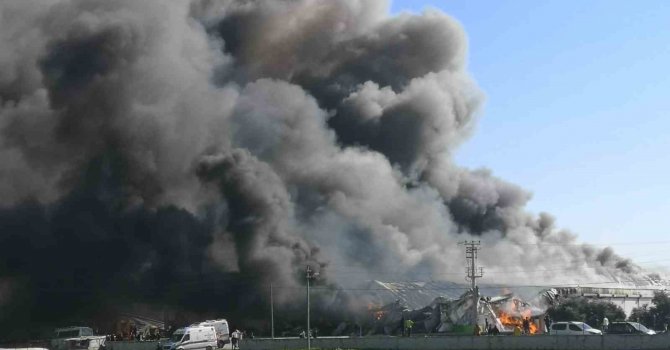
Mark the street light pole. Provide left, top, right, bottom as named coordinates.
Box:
left=306, top=266, right=312, bottom=350
left=270, top=283, right=275, bottom=339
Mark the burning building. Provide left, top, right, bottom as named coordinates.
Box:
left=360, top=281, right=549, bottom=335
left=362, top=280, right=668, bottom=335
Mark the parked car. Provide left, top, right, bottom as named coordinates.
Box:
left=549, top=322, right=602, bottom=335
left=606, top=322, right=656, bottom=335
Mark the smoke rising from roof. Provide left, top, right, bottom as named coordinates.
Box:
left=0, top=0, right=660, bottom=338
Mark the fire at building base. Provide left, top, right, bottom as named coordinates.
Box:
left=352, top=280, right=665, bottom=337
left=364, top=284, right=550, bottom=336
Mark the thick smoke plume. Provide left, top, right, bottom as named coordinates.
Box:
left=0, top=0, right=659, bottom=339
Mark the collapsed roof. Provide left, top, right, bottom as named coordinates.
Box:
left=362, top=280, right=549, bottom=310
left=362, top=281, right=558, bottom=335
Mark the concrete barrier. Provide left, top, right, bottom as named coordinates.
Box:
left=240, top=334, right=670, bottom=350
left=106, top=341, right=160, bottom=350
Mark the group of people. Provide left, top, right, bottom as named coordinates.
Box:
left=473, top=317, right=532, bottom=336
left=106, top=326, right=161, bottom=342
left=511, top=317, right=533, bottom=336
left=473, top=318, right=500, bottom=336
left=298, top=328, right=318, bottom=339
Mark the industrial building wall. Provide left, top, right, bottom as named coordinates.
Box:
left=555, top=286, right=658, bottom=316
left=607, top=297, right=651, bottom=316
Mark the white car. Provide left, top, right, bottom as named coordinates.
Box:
left=549, top=322, right=602, bottom=335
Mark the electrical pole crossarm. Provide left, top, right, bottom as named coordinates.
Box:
left=459, top=241, right=484, bottom=326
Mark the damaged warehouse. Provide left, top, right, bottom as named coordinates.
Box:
left=354, top=281, right=666, bottom=336
left=358, top=281, right=552, bottom=335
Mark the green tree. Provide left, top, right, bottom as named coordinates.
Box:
left=628, top=291, right=670, bottom=330
left=547, top=298, right=625, bottom=328
left=629, top=305, right=652, bottom=326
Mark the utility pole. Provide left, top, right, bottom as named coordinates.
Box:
left=270, top=283, right=275, bottom=339
left=460, top=241, right=484, bottom=325
left=306, top=266, right=318, bottom=350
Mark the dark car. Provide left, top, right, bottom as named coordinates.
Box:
left=606, top=322, right=656, bottom=335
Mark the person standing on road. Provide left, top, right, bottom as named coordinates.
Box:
left=544, top=315, right=552, bottom=330
left=404, top=319, right=414, bottom=337
left=602, top=316, right=609, bottom=333
left=513, top=325, right=522, bottom=336
left=231, top=329, right=240, bottom=349
left=522, top=318, right=530, bottom=334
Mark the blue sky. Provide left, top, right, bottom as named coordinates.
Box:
left=391, top=1, right=670, bottom=269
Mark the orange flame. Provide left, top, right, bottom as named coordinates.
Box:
left=367, top=303, right=386, bottom=321
left=497, top=311, right=538, bottom=334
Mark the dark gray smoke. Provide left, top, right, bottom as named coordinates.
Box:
left=0, top=0, right=659, bottom=340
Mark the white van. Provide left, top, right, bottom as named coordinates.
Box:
left=194, top=320, right=229, bottom=347
left=549, top=322, right=602, bottom=335
left=51, top=326, right=106, bottom=350
left=163, top=326, right=217, bottom=350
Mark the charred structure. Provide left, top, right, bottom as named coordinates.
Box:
left=359, top=281, right=551, bottom=335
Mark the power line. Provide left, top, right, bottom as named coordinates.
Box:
left=510, top=240, right=670, bottom=246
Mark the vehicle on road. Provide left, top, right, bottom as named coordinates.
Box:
left=549, top=322, right=602, bottom=335
left=192, top=319, right=229, bottom=347
left=606, top=322, right=656, bottom=335
left=160, top=326, right=217, bottom=350
left=51, top=327, right=106, bottom=350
